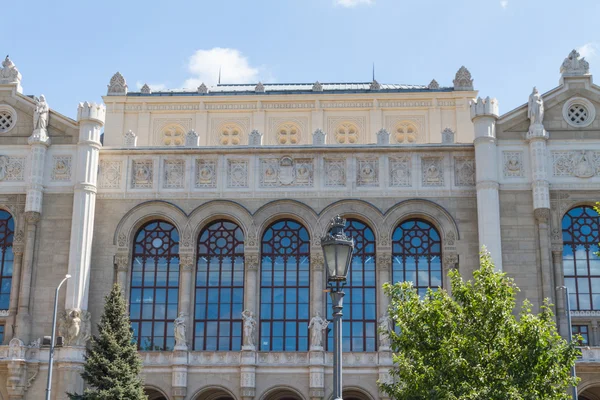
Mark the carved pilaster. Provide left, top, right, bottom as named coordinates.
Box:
left=534, top=208, right=551, bottom=224
left=23, top=212, right=40, bottom=225
left=443, top=253, right=458, bottom=270
left=245, top=254, right=259, bottom=271
left=311, top=253, right=324, bottom=271
left=377, top=254, right=391, bottom=270
left=179, top=254, right=195, bottom=271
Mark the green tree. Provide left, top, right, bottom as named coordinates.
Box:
left=380, top=250, right=579, bottom=400
left=69, top=283, right=147, bottom=400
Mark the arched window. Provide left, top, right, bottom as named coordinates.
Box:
left=392, top=219, right=442, bottom=295
left=194, top=220, right=244, bottom=351
left=260, top=220, right=310, bottom=351
left=0, top=210, right=14, bottom=311
left=562, top=206, right=600, bottom=310
left=130, top=221, right=180, bottom=351
left=327, top=219, right=376, bottom=352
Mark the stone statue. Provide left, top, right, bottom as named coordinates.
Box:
left=242, top=310, right=256, bottom=349
left=378, top=314, right=393, bottom=350
left=308, top=312, right=330, bottom=350
left=527, top=87, right=544, bottom=126
left=174, top=312, right=187, bottom=349
left=33, top=95, right=49, bottom=131
left=0, top=56, right=21, bottom=84
left=58, top=308, right=91, bottom=346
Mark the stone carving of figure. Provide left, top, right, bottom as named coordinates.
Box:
left=378, top=314, right=393, bottom=349
left=59, top=309, right=91, bottom=346
left=574, top=151, right=595, bottom=178
left=242, top=310, right=256, bottom=348
left=308, top=312, right=330, bottom=349
left=0, top=56, right=20, bottom=83
left=34, top=95, right=49, bottom=131
left=527, top=87, right=544, bottom=126
left=174, top=312, right=187, bottom=348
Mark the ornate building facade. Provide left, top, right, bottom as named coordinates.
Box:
left=0, top=50, right=600, bottom=399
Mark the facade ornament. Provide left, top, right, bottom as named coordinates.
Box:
left=107, top=72, right=128, bottom=95
left=377, top=128, right=390, bottom=145
left=469, top=96, right=499, bottom=119
left=379, top=232, right=390, bottom=247
left=0, top=155, right=8, bottom=181
left=442, top=253, right=459, bottom=270
left=179, top=254, right=195, bottom=271
left=534, top=208, right=550, bottom=223
left=33, top=95, right=49, bottom=132
left=574, top=151, right=595, bottom=178
left=311, top=253, right=324, bottom=270
left=245, top=226, right=257, bottom=247
left=114, top=254, right=129, bottom=271
left=117, top=232, right=128, bottom=247
left=28, top=338, right=41, bottom=348
left=308, top=312, right=329, bottom=350
left=248, top=129, right=263, bottom=146
left=197, top=83, right=208, bottom=94
left=0, top=56, right=22, bottom=86
left=123, top=130, right=137, bottom=147
left=527, top=87, right=544, bottom=128
left=377, top=254, right=391, bottom=270
left=24, top=211, right=40, bottom=224
left=312, top=81, right=323, bottom=92
left=560, top=49, right=590, bottom=77
left=428, top=79, right=440, bottom=89
left=453, top=66, right=474, bottom=91
left=312, top=128, right=326, bottom=145
left=242, top=310, right=256, bottom=350
left=255, top=82, right=265, bottom=93
left=185, top=129, right=200, bottom=147
left=140, top=83, right=151, bottom=94
left=441, top=128, right=455, bottom=144
left=174, top=312, right=187, bottom=350
left=370, top=79, right=381, bottom=90
left=8, top=338, right=24, bottom=359
left=378, top=314, right=393, bottom=350
left=445, top=231, right=456, bottom=246
left=245, top=254, right=259, bottom=270
left=422, top=157, right=443, bottom=186
left=58, top=308, right=92, bottom=346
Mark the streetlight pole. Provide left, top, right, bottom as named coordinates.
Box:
left=45, top=274, right=71, bottom=400
left=557, top=285, right=578, bottom=400
left=321, top=215, right=354, bottom=400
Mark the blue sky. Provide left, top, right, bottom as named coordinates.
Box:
left=4, top=0, right=600, bottom=119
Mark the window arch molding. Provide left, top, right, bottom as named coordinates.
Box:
left=188, top=200, right=253, bottom=247
left=191, top=385, right=238, bottom=400
left=317, top=200, right=384, bottom=240
left=253, top=200, right=318, bottom=243
left=259, top=385, right=306, bottom=400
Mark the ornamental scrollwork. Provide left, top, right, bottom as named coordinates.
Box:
left=245, top=254, right=259, bottom=270
left=377, top=254, right=391, bottom=270
left=443, top=253, right=458, bottom=270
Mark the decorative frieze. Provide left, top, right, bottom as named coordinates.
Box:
left=0, top=156, right=25, bottom=181
left=389, top=156, right=411, bottom=187
left=421, top=157, right=444, bottom=187
left=163, top=159, right=185, bottom=189
left=98, top=160, right=123, bottom=189
left=205, top=103, right=256, bottom=110
left=195, top=160, right=217, bottom=188
left=228, top=159, right=249, bottom=188
left=552, top=150, right=600, bottom=178
left=131, top=160, right=154, bottom=189
left=324, top=159, right=346, bottom=187
left=379, top=101, right=432, bottom=107
left=503, top=151, right=524, bottom=178
left=454, top=157, right=475, bottom=186
left=263, top=102, right=314, bottom=109
left=356, top=158, right=379, bottom=187
left=321, top=101, right=373, bottom=108
left=51, top=156, right=72, bottom=182
left=259, top=156, right=314, bottom=188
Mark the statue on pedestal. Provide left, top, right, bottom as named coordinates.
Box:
left=308, top=312, right=330, bottom=350
left=378, top=314, right=393, bottom=350
left=242, top=310, right=256, bottom=350
left=174, top=312, right=187, bottom=349
left=527, top=87, right=544, bottom=126
left=34, top=95, right=49, bottom=131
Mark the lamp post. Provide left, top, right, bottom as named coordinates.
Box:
left=321, top=215, right=354, bottom=400
left=557, top=285, right=578, bottom=400
left=45, top=274, right=71, bottom=400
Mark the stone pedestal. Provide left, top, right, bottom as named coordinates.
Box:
left=171, top=349, right=189, bottom=400
left=240, top=350, right=256, bottom=400
left=309, top=350, right=325, bottom=400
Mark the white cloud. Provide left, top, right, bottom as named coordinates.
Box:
left=183, top=48, right=264, bottom=88
left=500, top=1, right=508, bottom=9
left=578, top=42, right=599, bottom=59
left=135, top=81, right=167, bottom=91
left=335, top=0, right=374, bottom=8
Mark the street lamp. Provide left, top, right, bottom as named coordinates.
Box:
left=321, top=215, right=354, bottom=400
left=45, top=274, right=71, bottom=400
left=557, top=285, right=578, bottom=400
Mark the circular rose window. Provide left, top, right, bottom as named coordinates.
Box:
left=563, top=97, right=596, bottom=128
left=0, top=105, right=17, bottom=133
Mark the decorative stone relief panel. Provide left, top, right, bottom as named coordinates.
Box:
left=385, top=116, right=425, bottom=144
left=152, top=119, right=192, bottom=146
left=552, top=150, right=600, bottom=178
left=389, top=156, right=411, bottom=187
left=421, top=157, right=444, bottom=187
left=0, top=156, right=25, bottom=182
left=324, top=158, right=346, bottom=187
left=163, top=159, right=185, bottom=189
left=228, top=159, right=249, bottom=188
left=259, top=156, right=314, bottom=187
left=195, top=159, right=217, bottom=188
left=503, top=151, right=524, bottom=178
left=454, top=157, right=475, bottom=186
left=131, top=160, right=154, bottom=189
left=51, top=156, right=72, bottom=182
left=211, top=117, right=250, bottom=146
left=269, top=117, right=308, bottom=145
left=356, top=158, right=379, bottom=187
left=327, top=117, right=366, bottom=144
left=334, top=122, right=360, bottom=144
left=275, top=122, right=302, bottom=145
left=98, top=160, right=123, bottom=189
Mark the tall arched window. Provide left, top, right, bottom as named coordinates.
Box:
left=194, top=220, right=244, bottom=351
left=260, top=220, right=310, bottom=351
left=0, top=210, right=14, bottom=311
left=562, top=206, right=600, bottom=310
left=130, top=221, right=180, bottom=351
left=327, top=219, right=376, bottom=352
left=392, top=219, right=442, bottom=295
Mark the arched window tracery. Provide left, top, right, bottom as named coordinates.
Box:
left=327, top=219, right=376, bottom=352
left=194, top=220, right=245, bottom=351
left=130, top=220, right=180, bottom=351
left=0, top=210, right=14, bottom=311
left=260, top=219, right=310, bottom=351
left=562, top=206, right=600, bottom=310
left=392, top=219, right=442, bottom=295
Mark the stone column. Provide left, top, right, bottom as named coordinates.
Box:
left=171, top=349, right=189, bottom=400
left=244, top=252, right=259, bottom=318
left=114, top=253, right=129, bottom=297
left=552, top=248, right=567, bottom=337
left=6, top=231, right=24, bottom=343
left=178, top=252, right=194, bottom=332
left=240, top=350, right=257, bottom=400
left=15, top=212, right=40, bottom=343
left=311, top=252, right=325, bottom=318
left=65, top=103, right=105, bottom=316
left=470, top=97, right=503, bottom=270
left=534, top=209, right=554, bottom=310
left=376, top=252, right=391, bottom=320
left=442, top=253, right=459, bottom=295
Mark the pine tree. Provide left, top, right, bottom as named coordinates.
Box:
left=69, top=283, right=147, bottom=400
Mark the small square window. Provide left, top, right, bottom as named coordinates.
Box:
left=572, top=325, right=589, bottom=345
